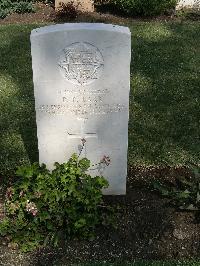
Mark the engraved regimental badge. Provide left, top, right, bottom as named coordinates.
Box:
left=59, top=42, right=104, bottom=86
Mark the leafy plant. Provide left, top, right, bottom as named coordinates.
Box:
left=13, top=1, right=34, bottom=14
left=153, top=165, right=200, bottom=211
left=0, top=140, right=112, bottom=252
left=0, top=0, right=35, bottom=19
left=56, top=1, right=79, bottom=20
left=95, top=0, right=178, bottom=16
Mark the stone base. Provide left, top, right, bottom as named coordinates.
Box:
left=55, top=0, right=94, bottom=12
left=176, top=0, right=200, bottom=10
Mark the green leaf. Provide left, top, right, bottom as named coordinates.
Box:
left=74, top=218, right=86, bottom=229
left=152, top=181, right=170, bottom=196
left=79, top=158, right=90, bottom=171
left=176, top=190, right=190, bottom=199
left=180, top=204, right=198, bottom=211
left=43, top=235, right=50, bottom=247
left=46, top=221, right=54, bottom=230
left=178, top=177, right=193, bottom=188
left=196, top=192, right=200, bottom=203
left=53, top=234, right=59, bottom=247
left=54, top=162, right=60, bottom=168
left=61, top=175, right=67, bottom=184
left=194, top=167, right=200, bottom=179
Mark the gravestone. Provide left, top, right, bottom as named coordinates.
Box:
left=55, top=0, right=94, bottom=12
left=176, top=0, right=200, bottom=9
left=31, top=23, right=131, bottom=195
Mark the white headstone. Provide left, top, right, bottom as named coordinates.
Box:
left=176, top=0, right=200, bottom=9
left=31, top=23, right=131, bottom=195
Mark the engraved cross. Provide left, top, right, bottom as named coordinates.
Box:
left=67, top=118, right=97, bottom=141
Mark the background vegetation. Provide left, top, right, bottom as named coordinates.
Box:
left=0, top=0, right=179, bottom=19
left=95, top=0, right=178, bottom=16
left=0, top=0, right=34, bottom=19
left=0, top=22, right=199, bottom=176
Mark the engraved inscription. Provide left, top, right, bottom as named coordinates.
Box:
left=37, top=103, right=127, bottom=116
left=59, top=42, right=104, bottom=85
left=63, top=95, right=103, bottom=104
left=58, top=88, right=109, bottom=95
left=37, top=86, right=126, bottom=118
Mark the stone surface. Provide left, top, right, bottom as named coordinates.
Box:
left=31, top=23, right=131, bottom=195
left=176, top=0, right=200, bottom=9
left=55, top=0, right=94, bottom=12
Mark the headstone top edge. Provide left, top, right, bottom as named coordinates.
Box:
left=30, top=23, right=131, bottom=38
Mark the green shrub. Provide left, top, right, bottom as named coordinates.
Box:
left=0, top=148, right=112, bottom=252
left=13, top=1, right=34, bottom=14
left=0, top=0, right=35, bottom=19
left=95, top=0, right=178, bottom=16
left=56, top=1, right=79, bottom=20
left=153, top=165, right=200, bottom=211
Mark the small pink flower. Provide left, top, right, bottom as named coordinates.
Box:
left=19, top=191, right=24, bottom=198
left=81, top=138, right=86, bottom=145
left=101, top=156, right=111, bottom=166
left=32, top=210, right=38, bottom=216
left=26, top=200, right=38, bottom=216
left=9, top=202, right=19, bottom=212
left=34, top=191, right=42, bottom=198
left=6, top=187, right=14, bottom=200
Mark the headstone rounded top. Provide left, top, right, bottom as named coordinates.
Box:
left=31, top=23, right=131, bottom=38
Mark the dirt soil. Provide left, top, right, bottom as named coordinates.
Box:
left=1, top=166, right=200, bottom=265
